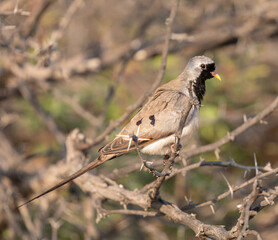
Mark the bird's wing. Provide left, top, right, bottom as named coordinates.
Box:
left=100, top=89, right=194, bottom=155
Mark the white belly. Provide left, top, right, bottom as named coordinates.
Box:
left=141, top=107, right=199, bottom=155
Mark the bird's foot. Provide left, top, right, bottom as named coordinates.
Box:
left=170, top=143, right=182, bottom=154
left=139, top=161, right=153, bottom=171
left=143, top=161, right=169, bottom=177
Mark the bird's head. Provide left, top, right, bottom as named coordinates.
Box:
left=183, top=56, right=221, bottom=102
left=186, top=56, right=221, bottom=82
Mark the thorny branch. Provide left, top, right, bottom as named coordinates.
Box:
left=227, top=180, right=266, bottom=240
left=34, top=128, right=277, bottom=239
left=182, top=96, right=278, bottom=160
left=107, top=158, right=270, bottom=181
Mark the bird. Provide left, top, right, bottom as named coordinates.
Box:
left=18, top=55, right=221, bottom=208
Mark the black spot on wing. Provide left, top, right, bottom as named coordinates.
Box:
left=149, top=115, right=155, bottom=126
left=136, top=119, right=142, bottom=126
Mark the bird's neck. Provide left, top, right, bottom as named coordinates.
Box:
left=193, top=76, right=206, bottom=103
left=180, top=69, right=206, bottom=103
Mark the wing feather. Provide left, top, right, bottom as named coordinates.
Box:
left=100, top=90, right=193, bottom=155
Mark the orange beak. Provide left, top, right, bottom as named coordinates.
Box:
left=211, top=72, right=221, bottom=81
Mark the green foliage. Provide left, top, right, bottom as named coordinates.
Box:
left=79, top=75, right=110, bottom=115
left=39, top=93, right=88, bottom=132
left=121, top=169, right=155, bottom=190
left=57, top=222, right=83, bottom=240
left=107, top=83, right=131, bottom=120
left=199, top=104, right=230, bottom=145
left=188, top=169, right=229, bottom=202
left=16, top=98, right=44, bottom=133
left=148, top=54, right=183, bottom=83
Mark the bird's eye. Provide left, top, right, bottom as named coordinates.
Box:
left=200, top=64, right=206, bottom=69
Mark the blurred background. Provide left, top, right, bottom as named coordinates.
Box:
left=1, top=0, right=278, bottom=239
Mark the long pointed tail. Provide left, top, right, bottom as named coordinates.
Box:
left=17, top=155, right=111, bottom=208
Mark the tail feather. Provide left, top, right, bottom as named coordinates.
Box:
left=17, top=155, right=112, bottom=208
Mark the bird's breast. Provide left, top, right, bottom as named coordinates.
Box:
left=141, top=106, right=199, bottom=155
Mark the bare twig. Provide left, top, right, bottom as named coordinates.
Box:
left=181, top=167, right=278, bottom=211
left=151, top=198, right=229, bottom=240
left=99, top=208, right=159, bottom=218
left=170, top=158, right=271, bottom=179
left=50, top=0, right=84, bottom=44
left=22, top=0, right=55, bottom=37
left=0, top=54, right=101, bottom=83
left=235, top=180, right=261, bottom=240
left=249, top=186, right=278, bottom=219
left=0, top=9, right=30, bottom=17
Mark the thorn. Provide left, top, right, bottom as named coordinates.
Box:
left=243, top=114, right=248, bottom=123
left=227, top=132, right=235, bottom=141
left=264, top=196, right=270, bottom=205
left=244, top=170, right=248, bottom=178
left=229, top=157, right=235, bottom=164
left=170, top=143, right=175, bottom=153
left=122, top=203, right=127, bottom=210
left=254, top=153, right=259, bottom=176
left=195, top=224, right=204, bottom=237
left=220, top=172, right=233, bottom=198
left=214, top=148, right=220, bottom=160
left=259, top=120, right=268, bottom=125
left=210, top=204, right=215, bottom=215
left=263, top=162, right=273, bottom=172
left=181, top=157, right=187, bottom=167
left=190, top=213, right=196, bottom=218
